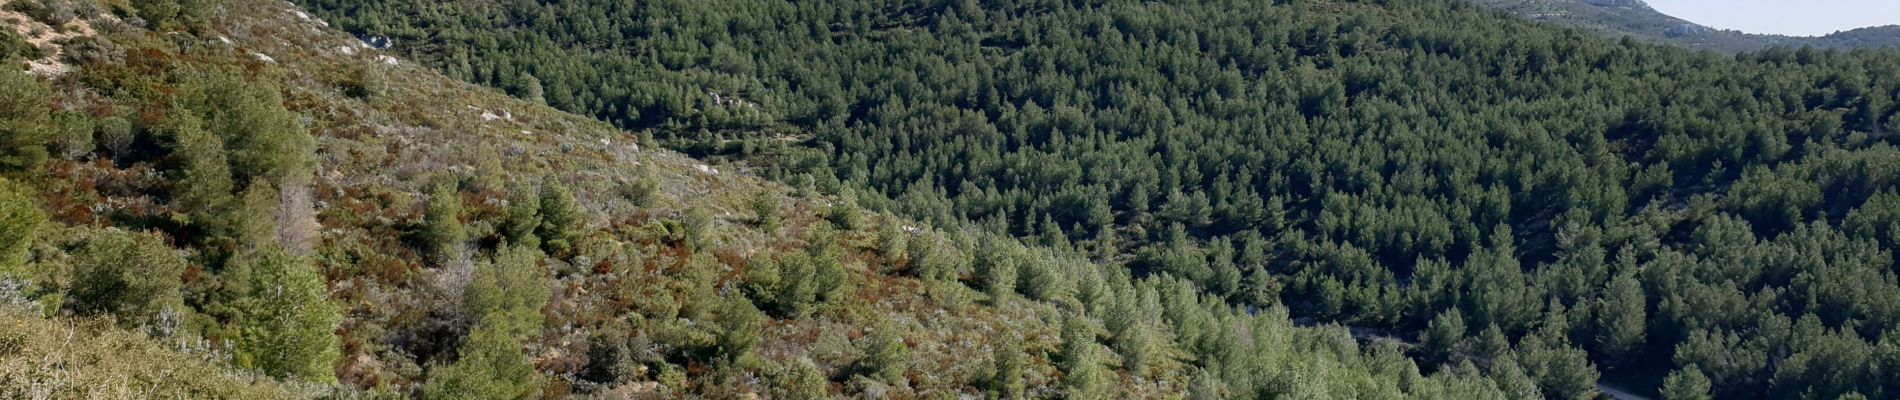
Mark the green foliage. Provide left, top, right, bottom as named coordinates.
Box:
left=67, top=229, right=186, bottom=328
left=425, top=319, right=542, bottom=400
left=765, top=360, right=829, bottom=399
left=0, top=71, right=51, bottom=175
left=1490, top=356, right=1543, bottom=400
left=1844, top=191, right=1900, bottom=247
left=229, top=247, right=341, bottom=382
left=1591, top=273, right=1646, bottom=368
left=988, top=333, right=1027, bottom=398
left=826, top=196, right=864, bottom=231
left=18, top=0, right=1900, bottom=396
left=1661, top=365, right=1712, bottom=400
left=1517, top=335, right=1599, bottom=400
left=95, top=116, right=134, bottom=161
left=226, top=182, right=281, bottom=249
left=0, top=179, right=44, bottom=281
left=750, top=191, right=781, bottom=233
left=857, top=317, right=910, bottom=384
left=681, top=206, right=714, bottom=251
left=282, top=1, right=1900, bottom=394
left=535, top=180, right=582, bottom=255
left=465, top=245, right=549, bottom=342
left=131, top=0, right=183, bottom=28
left=516, top=74, right=544, bottom=105
left=502, top=185, right=541, bottom=250
left=166, top=113, right=234, bottom=218
left=0, top=308, right=315, bottom=398
left=340, top=61, right=387, bottom=99
left=580, top=322, right=633, bottom=385
left=1058, top=314, right=1109, bottom=397
left=182, top=70, right=315, bottom=189
left=1421, top=308, right=1467, bottom=366
left=973, top=237, right=1018, bottom=303
left=0, top=27, right=40, bottom=60
left=617, top=163, right=661, bottom=207
left=421, top=175, right=466, bottom=261
left=714, top=290, right=764, bottom=362
left=50, top=112, right=94, bottom=160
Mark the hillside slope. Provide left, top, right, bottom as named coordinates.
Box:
left=0, top=0, right=1540, bottom=398
left=1469, top=0, right=1900, bottom=52
left=290, top=0, right=1900, bottom=399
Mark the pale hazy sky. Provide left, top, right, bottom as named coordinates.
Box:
left=1646, top=0, right=1900, bottom=37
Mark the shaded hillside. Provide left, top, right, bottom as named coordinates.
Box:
left=0, top=0, right=1543, bottom=398
left=1470, top=0, right=1900, bottom=52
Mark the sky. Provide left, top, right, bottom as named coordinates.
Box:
left=1645, top=0, right=1900, bottom=37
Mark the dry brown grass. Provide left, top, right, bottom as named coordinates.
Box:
left=0, top=307, right=322, bottom=399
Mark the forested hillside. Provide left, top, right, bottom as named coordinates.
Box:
left=289, top=0, right=1900, bottom=398
left=1469, top=0, right=1900, bottom=53
left=0, top=0, right=1573, bottom=398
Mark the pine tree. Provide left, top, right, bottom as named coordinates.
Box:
left=1491, top=356, right=1544, bottom=400
left=51, top=111, right=93, bottom=160
left=186, top=74, right=315, bottom=188
left=1593, top=273, right=1646, bottom=368
left=975, top=237, right=1018, bottom=303
left=231, top=247, right=342, bottom=382
left=422, top=175, right=467, bottom=262
left=503, top=185, right=542, bottom=250
left=858, top=317, right=911, bottom=384
left=1475, top=323, right=1511, bottom=365
left=751, top=191, right=781, bottom=233
left=1660, top=365, right=1712, bottom=400
left=715, top=290, right=765, bottom=362
left=465, top=245, right=550, bottom=342
left=95, top=116, right=134, bottom=162
left=0, top=179, right=45, bottom=280
left=1518, top=335, right=1599, bottom=400
left=1108, top=295, right=1161, bottom=375
left=536, top=180, right=582, bottom=255
left=517, top=74, right=546, bottom=105
left=682, top=206, right=715, bottom=251
left=0, top=49, right=51, bottom=176
left=425, top=318, right=542, bottom=400
left=227, top=181, right=280, bottom=250
left=1422, top=308, right=1468, bottom=366
left=168, top=114, right=234, bottom=222
left=1059, top=314, right=1108, bottom=397
left=990, top=334, right=1028, bottom=398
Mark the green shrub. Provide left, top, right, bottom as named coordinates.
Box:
left=0, top=179, right=44, bottom=281
left=425, top=318, right=542, bottom=400
left=857, top=317, right=910, bottom=384
left=67, top=229, right=186, bottom=329
left=94, top=116, right=134, bottom=161
left=50, top=112, right=92, bottom=160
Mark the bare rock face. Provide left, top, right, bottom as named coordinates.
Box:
left=1665, top=24, right=1714, bottom=38
left=1581, top=0, right=1646, bottom=8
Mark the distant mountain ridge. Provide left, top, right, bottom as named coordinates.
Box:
left=1470, top=0, right=1900, bottom=52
